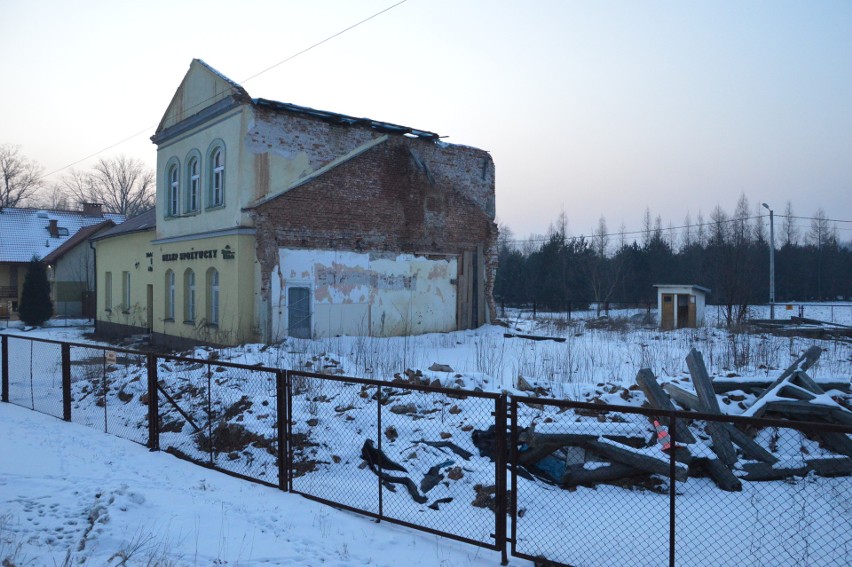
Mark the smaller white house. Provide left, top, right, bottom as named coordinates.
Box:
left=653, top=284, right=710, bottom=330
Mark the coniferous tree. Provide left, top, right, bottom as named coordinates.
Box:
left=18, top=257, right=53, bottom=326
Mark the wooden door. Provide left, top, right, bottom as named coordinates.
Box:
left=661, top=294, right=675, bottom=330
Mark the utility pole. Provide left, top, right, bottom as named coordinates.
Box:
left=762, top=203, right=775, bottom=319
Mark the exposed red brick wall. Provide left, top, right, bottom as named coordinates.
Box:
left=252, top=135, right=497, bottom=323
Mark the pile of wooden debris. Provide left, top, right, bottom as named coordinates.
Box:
left=517, top=346, right=851, bottom=492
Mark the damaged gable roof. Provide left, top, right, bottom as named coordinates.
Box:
left=252, top=99, right=440, bottom=140
left=155, top=59, right=441, bottom=142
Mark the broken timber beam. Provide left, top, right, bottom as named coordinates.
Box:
left=561, top=463, right=645, bottom=486
left=806, top=457, right=852, bottom=477
left=663, top=383, right=777, bottom=464
left=686, top=349, right=738, bottom=466
left=818, top=432, right=852, bottom=458
left=763, top=400, right=852, bottom=426
left=635, top=368, right=696, bottom=444
left=584, top=439, right=688, bottom=482
left=739, top=461, right=808, bottom=482
left=712, top=378, right=850, bottom=395
left=747, top=346, right=823, bottom=412
left=696, top=458, right=742, bottom=491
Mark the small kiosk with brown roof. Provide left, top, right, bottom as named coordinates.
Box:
left=654, top=284, right=710, bottom=330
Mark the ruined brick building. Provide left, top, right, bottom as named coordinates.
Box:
left=94, top=59, right=496, bottom=345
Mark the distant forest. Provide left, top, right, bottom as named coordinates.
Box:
left=494, top=197, right=851, bottom=326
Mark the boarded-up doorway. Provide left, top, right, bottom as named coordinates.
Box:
left=288, top=287, right=311, bottom=339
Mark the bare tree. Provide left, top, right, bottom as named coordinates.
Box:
left=33, top=183, right=71, bottom=210
left=681, top=211, right=693, bottom=249
left=806, top=208, right=832, bottom=248
left=57, top=168, right=94, bottom=208
left=641, top=207, right=653, bottom=248
left=696, top=210, right=706, bottom=248
left=0, top=144, right=43, bottom=207
left=752, top=202, right=767, bottom=244
left=592, top=216, right=609, bottom=258
left=781, top=201, right=798, bottom=247
left=732, top=193, right=751, bottom=247
left=67, top=155, right=155, bottom=217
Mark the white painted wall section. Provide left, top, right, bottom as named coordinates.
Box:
left=270, top=249, right=458, bottom=339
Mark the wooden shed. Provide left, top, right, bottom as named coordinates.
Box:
left=653, top=284, right=710, bottom=330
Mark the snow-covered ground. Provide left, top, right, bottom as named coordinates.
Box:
left=0, top=402, right=507, bottom=567
left=1, top=306, right=851, bottom=566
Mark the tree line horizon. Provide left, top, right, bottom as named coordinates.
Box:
left=495, top=195, right=851, bottom=326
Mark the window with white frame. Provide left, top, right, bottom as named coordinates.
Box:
left=122, top=271, right=130, bottom=312
left=184, top=269, right=195, bottom=323
left=209, top=146, right=224, bottom=207
left=206, top=268, right=219, bottom=325
left=165, top=269, right=175, bottom=320
left=168, top=164, right=179, bottom=216
left=187, top=156, right=199, bottom=212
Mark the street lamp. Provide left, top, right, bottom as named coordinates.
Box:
left=762, top=203, right=775, bottom=319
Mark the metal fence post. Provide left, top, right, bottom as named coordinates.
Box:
left=147, top=353, right=159, bottom=451
left=495, top=393, right=509, bottom=565
left=509, top=397, right=519, bottom=560
left=277, top=370, right=287, bottom=491
left=207, top=362, right=214, bottom=466
left=101, top=352, right=108, bottom=433
left=669, top=414, right=677, bottom=567
left=377, top=383, right=383, bottom=522
left=1, top=335, right=8, bottom=403
left=61, top=343, right=71, bottom=421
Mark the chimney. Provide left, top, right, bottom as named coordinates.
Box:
left=83, top=202, right=103, bottom=218
left=48, top=219, right=59, bottom=238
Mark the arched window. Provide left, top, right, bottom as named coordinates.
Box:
left=187, top=157, right=199, bottom=212
left=208, top=144, right=225, bottom=208
left=165, top=270, right=175, bottom=320
left=206, top=268, right=219, bottom=325
left=168, top=164, right=179, bottom=216
left=184, top=269, right=195, bottom=323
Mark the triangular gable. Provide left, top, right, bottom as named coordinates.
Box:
left=156, top=59, right=251, bottom=134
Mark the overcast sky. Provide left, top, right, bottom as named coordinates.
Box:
left=2, top=0, right=850, bottom=241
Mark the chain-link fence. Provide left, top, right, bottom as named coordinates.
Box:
left=2, top=334, right=850, bottom=566
left=4, top=336, right=65, bottom=419
left=510, top=396, right=852, bottom=567
left=156, top=354, right=281, bottom=487
left=68, top=344, right=149, bottom=445
left=288, top=370, right=506, bottom=552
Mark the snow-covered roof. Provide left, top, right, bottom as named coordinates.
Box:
left=0, top=207, right=125, bottom=263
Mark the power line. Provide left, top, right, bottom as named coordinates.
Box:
left=503, top=213, right=852, bottom=245
left=38, top=0, right=410, bottom=182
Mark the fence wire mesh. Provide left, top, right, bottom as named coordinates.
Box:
left=5, top=337, right=64, bottom=419
left=288, top=370, right=502, bottom=549
left=511, top=397, right=672, bottom=567
left=156, top=355, right=279, bottom=485
left=2, top=334, right=850, bottom=567
left=675, top=417, right=852, bottom=567
left=68, top=345, right=149, bottom=445
left=289, top=372, right=381, bottom=515
left=510, top=397, right=852, bottom=567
